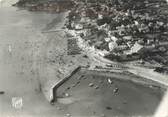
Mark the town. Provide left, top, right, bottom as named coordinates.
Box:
left=65, top=0, right=168, bottom=65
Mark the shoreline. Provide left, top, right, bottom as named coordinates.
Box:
left=64, top=28, right=168, bottom=88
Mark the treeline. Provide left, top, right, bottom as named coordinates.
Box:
left=13, top=0, right=75, bottom=13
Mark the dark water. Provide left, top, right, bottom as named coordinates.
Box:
left=56, top=70, right=165, bottom=117
left=0, top=6, right=68, bottom=116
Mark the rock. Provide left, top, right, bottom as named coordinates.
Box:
left=66, top=87, right=71, bottom=90
left=108, top=78, right=113, bottom=84
left=83, top=55, right=88, bottom=58
left=0, top=91, right=4, bottom=94
left=65, top=93, right=70, bottom=97
left=65, top=113, right=71, bottom=117
left=76, top=81, right=80, bottom=85
left=8, top=45, right=12, bottom=53
left=94, top=86, right=99, bottom=89
left=113, top=88, right=119, bottom=94
left=149, top=85, right=153, bottom=88
left=106, top=106, right=112, bottom=110
left=89, top=83, right=94, bottom=87
left=81, top=75, right=85, bottom=78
